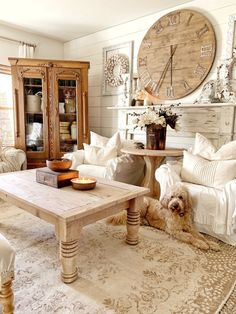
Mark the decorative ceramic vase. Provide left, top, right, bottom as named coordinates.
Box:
left=146, top=124, right=166, bottom=150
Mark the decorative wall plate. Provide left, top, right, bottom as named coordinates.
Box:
left=104, top=54, right=129, bottom=87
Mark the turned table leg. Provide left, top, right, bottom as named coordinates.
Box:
left=142, top=156, right=164, bottom=198
left=126, top=198, right=141, bottom=245
left=0, top=280, right=14, bottom=314
left=60, top=239, right=79, bottom=284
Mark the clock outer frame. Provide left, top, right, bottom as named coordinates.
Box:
left=137, top=9, right=217, bottom=100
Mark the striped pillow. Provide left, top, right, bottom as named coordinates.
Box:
left=181, top=151, right=236, bottom=189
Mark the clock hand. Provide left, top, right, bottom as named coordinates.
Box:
left=169, top=45, right=174, bottom=97
left=156, top=44, right=177, bottom=92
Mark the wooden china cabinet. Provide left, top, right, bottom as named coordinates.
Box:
left=9, top=58, right=90, bottom=168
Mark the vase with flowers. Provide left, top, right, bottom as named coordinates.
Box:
left=131, top=104, right=180, bottom=150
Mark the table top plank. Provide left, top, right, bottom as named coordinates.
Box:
left=121, top=147, right=184, bottom=157
left=0, top=169, right=149, bottom=223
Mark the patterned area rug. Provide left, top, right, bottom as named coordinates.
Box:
left=0, top=200, right=235, bottom=314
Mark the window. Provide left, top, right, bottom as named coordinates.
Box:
left=0, top=65, right=14, bottom=146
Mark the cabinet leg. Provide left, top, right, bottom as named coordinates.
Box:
left=126, top=198, right=140, bottom=245
left=60, top=239, right=79, bottom=284
left=0, top=280, right=14, bottom=314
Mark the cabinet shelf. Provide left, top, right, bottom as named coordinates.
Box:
left=26, top=112, right=43, bottom=115
left=59, top=86, right=76, bottom=89
left=24, top=84, right=42, bottom=88
left=60, top=139, right=77, bottom=143
left=59, top=113, right=76, bottom=116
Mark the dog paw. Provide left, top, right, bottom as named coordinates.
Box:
left=194, top=239, right=210, bottom=250
left=208, top=241, right=221, bottom=251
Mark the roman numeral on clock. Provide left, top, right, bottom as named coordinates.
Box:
left=147, top=81, right=159, bottom=96
left=153, top=22, right=164, bottom=34
left=186, top=13, right=194, bottom=26
left=143, top=39, right=152, bottom=49
left=196, top=24, right=209, bottom=38
left=167, top=12, right=180, bottom=26
left=182, top=80, right=192, bottom=91
left=139, top=70, right=151, bottom=87
left=167, top=86, right=174, bottom=97
left=138, top=57, right=147, bottom=67
left=200, top=44, right=213, bottom=57
left=194, top=64, right=207, bottom=79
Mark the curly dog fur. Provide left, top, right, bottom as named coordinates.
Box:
left=107, top=183, right=220, bottom=251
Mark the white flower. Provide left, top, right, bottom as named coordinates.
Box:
left=131, top=104, right=180, bottom=130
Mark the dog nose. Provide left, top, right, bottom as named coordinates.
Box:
left=173, top=204, right=179, bottom=209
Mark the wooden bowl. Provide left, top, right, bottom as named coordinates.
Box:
left=71, top=177, right=97, bottom=190
left=46, top=158, right=72, bottom=172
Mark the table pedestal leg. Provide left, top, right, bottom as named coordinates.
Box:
left=126, top=198, right=141, bottom=245
left=142, top=156, right=164, bottom=198
left=0, top=280, right=14, bottom=314
left=60, top=239, right=79, bottom=284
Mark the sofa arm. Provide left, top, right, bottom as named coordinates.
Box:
left=1, top=147, right=26, bottom=170
left=105, top=154, right=145, bottom=185
left=63, top=150, right=85, bottom=169
left=221, top=179, right=236, bottom=235
left=155, top=161, right=182, bottom=200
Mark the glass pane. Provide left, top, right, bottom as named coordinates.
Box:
left=24, top=78, right=44, bottom=152
left=58, top=79, right=77, bottom=153
left=0, top=73, right=14, bottom=146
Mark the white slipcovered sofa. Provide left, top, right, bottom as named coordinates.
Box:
left=155, top=133, right=236, bottom=245
left=0, top=147, right=26, bottom=173
left=63, top=131, right=145, bottom=186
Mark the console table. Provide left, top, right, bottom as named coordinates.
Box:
left=121, top=147, right=183, bottom=198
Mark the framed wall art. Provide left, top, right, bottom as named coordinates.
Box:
left=102, top=41, right=133, bottom=97
left=226, top=13, right=236, bottom=58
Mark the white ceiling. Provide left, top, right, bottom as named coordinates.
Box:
left=0, top=0, right=192, bottom=42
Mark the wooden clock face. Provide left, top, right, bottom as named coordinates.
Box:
left=137, top=9, right=216, bottom=100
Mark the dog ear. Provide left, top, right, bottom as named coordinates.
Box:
left=160, top=194, right=170, bottom=208
left=185, top=190, right=193, bottom=211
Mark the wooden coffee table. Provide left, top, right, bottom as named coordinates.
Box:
left=0, top=169, right=149, bottom=284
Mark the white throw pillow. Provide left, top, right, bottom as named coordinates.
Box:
left=90, top=131, right=121, bottom=150
left=83, top=143, right=117, bottom=166
left=181, top=151, right=236, bottom=189
left=192, top=133, right=216, bottom=160
left=90, top=131, right=108, bottom=147
left=193, top=133, right=236, bottom=160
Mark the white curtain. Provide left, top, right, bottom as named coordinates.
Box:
left=18, top=42, right=35, bottom=58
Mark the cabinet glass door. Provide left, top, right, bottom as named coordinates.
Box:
left=24, top=77, right=44, bottom=153
left=58, top=79, right=78, bottom=153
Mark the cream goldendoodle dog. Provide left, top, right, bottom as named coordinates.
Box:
left=107, top=183, right=220, bottom=251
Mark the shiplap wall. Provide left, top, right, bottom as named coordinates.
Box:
left=64, top=0, right=236, bottom=146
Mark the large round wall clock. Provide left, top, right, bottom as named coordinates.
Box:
left=137, top=9, right=216, bottom=100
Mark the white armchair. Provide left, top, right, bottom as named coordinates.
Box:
left=0, top=233, right=15, bottom=313
left=0, top=147, right=26, bottom=173
left=155, top=133, right=236, bottom=245
left=63, top=131, right=145, bottom=186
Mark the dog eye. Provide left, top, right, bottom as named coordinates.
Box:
left=170, top=196, right=174, bottom=199
left=178, top=195, right=183, bottom=199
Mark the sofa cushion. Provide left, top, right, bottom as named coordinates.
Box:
left=83, top=143, right=117, bottom=166
left=193, top=132, right=236, bottom=160
left=181, top=151, right=236, bottom=189
left=76, top=164, right=107, bottom=178
left=90, top=131, right=121, bottom=150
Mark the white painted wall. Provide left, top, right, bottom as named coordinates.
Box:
left=64, top=0, right=236, bottom=140
left=0, top=24, right=64, bottom=65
